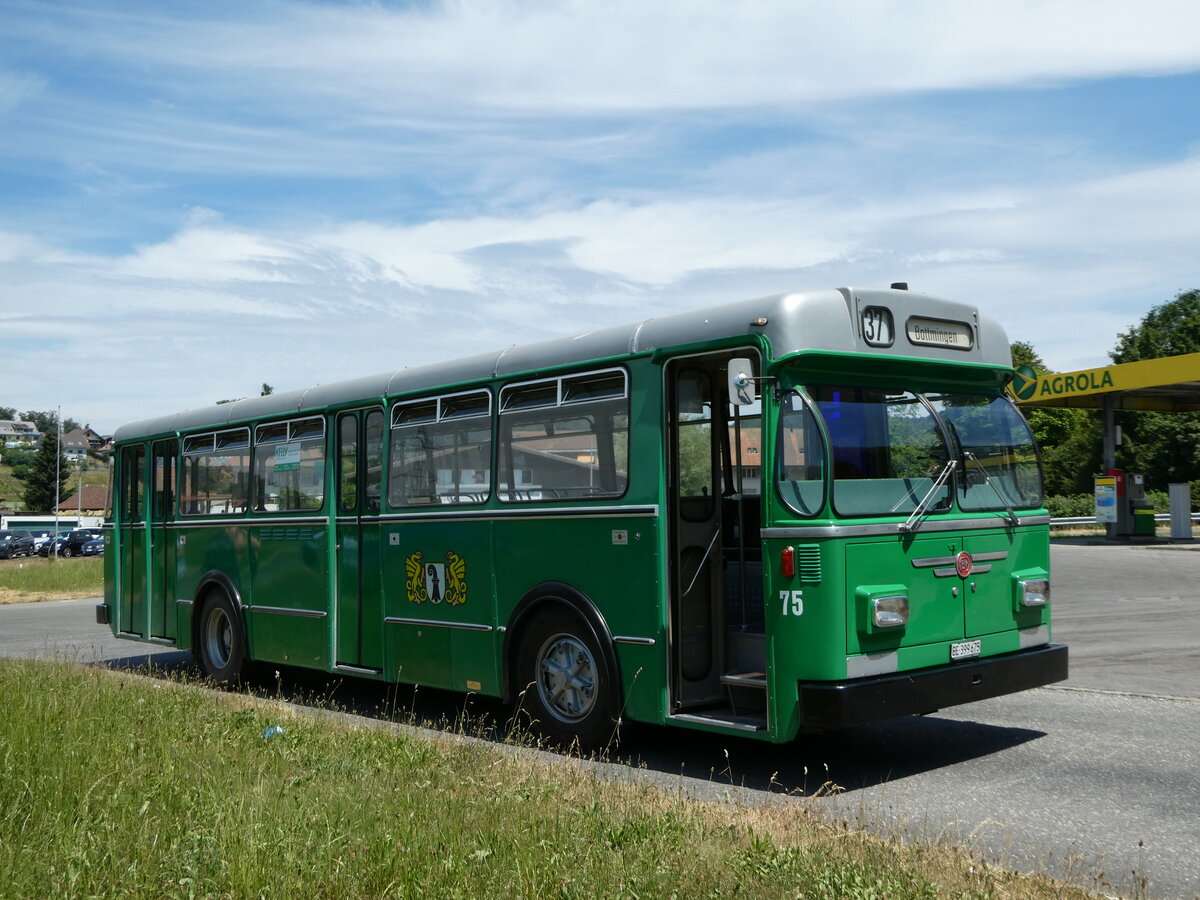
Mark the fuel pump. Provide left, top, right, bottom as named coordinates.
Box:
left=1107, top=469, right=1154, bottom=539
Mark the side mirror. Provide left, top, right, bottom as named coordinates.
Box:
left=728, top=357, right=757, bottom=407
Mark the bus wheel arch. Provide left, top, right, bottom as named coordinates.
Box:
left=192, top=573, right=248, bottom=684
left=505, top=583, right=621, bottom=749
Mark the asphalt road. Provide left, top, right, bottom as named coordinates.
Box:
left=2, top=540, right=1198, bottom=899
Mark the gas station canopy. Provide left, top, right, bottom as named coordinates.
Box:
left=1012, top=352, right=1200, bottom=540
left=1013, top=352, right=1200, bottom=412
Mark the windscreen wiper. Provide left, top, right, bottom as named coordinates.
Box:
left=899, top=458, right=957, bottom=534
left=964, top=449, right=1020, bottom=526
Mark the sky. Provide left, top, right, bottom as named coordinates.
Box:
left=2, top=0, right=1200, bottom=433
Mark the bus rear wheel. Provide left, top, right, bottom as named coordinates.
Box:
left=518, top=610, right=616, bottom=751
left=197, top=590, right=246, bottom=683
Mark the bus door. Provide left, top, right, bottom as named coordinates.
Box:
left=148, top=439, right=177, bottom=640
left=334, top=408, right=385, bottom=672
left=667, top=354, right=765, bottom=724
left=117, top=443, right=147, bottom=637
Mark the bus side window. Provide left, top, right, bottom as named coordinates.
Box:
left=390, top=392, right=491, bottom=507
left=675, top=369, right=715, bottom=521
left=776, top=392, right=826, bottom=517
left=121, top=445, right=145, bottom=520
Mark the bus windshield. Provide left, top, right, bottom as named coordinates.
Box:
left=779, top=386, right=1041, bottom=518
left=925, top=392, right=1042, bottom=512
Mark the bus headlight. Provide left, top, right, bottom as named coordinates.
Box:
left=1019, top=579, right=1049, bottom=608
left=871, top=595, right=909, bottom=628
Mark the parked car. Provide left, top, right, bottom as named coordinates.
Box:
left=81, top=538, right=105, bottom=556
left=31, top=530, right=70, bottom=553
left=0, top=529, right=35, bottom=559
left=29, top=530, right=55, bottom=553
left=40, top=529, right=102, bottom=558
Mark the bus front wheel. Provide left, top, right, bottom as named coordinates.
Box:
left=197, top=590, right=246, bottom=683
left=518, top=610, right=616, bottom=750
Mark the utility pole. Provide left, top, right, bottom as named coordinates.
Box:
left=52, top=407, right=60, bottom=561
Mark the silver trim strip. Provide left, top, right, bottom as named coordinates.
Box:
left=122, top=507, right=661, bottom=529
left=931, top=563, right=993, bottom=578
left=670, top=713, right=765, bottom=733
left=613, top=635, right=656, bottom=646
left=147, top=637, right=176, bottom=646
left=1019, top=624, right=1050, bottom=648
left=333, top=664, right=384, bottom=675
left=165, top=516, right=328, bottom=528
left=376, top=504, right=660, bottom=524
left=176, top=598, right=194, bottom=607
left=846, top=651, right=899, bottom=679
left=384, top=616, right=493, bottom=632
left=249, top=605, right=328, bottom=619
left=764, top=515, right=1049, bottom=539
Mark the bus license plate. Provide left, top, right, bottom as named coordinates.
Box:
left=950, top=639, right=981, bottom=661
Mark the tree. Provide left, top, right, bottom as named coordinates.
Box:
left=22, top=425, right=69, bottom=513
left=1111, top=289, right=1200, bottom=363
left=1010, top=340, right=1103, bottom=494
left=1107, top=289, right=1200, bottom=489
left=15, top=410, right=79, bottom=435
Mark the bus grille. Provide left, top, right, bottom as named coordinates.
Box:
left=796, top=545, right=822, bottom=583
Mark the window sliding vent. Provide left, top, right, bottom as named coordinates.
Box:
left=500, top=368, right=627, bottom=413
left=392, top=390, right=490, bottom=428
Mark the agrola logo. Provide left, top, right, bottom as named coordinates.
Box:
left=1012, top=365, right=1039, bottom=401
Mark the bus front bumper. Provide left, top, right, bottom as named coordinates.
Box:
left=797, top=643, right=1068, bottom=730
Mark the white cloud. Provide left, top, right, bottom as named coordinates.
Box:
left=20, top=1, right=1200, bottom=117
left=6, top=144, right=1200, bottom=428
left=114, top=227, right=297, bottom=284
left=4, top=1, right=1200, bottom=427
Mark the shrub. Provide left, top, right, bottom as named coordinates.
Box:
left=1045, top=494, right=1095, bottom=518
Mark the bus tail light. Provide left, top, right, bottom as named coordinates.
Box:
left=871, top=595, right=909, bottom=628
left=781, top=545, right=795, bottom=578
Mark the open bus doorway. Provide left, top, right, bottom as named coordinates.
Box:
left=667, top=352, right=766, bottom=731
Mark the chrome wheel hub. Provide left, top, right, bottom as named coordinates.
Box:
left=535, top=634, right=597, bottom=723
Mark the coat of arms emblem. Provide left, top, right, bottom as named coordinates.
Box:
left=405, top=551, right=467, bottom=606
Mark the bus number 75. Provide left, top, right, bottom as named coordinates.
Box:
left=780, top=590, right=804, bottom=616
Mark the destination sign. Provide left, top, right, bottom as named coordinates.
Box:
left=906, top=317, right=973, bottom=350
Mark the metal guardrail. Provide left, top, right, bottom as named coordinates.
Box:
left=1049, top=513, right=1200, bottom=526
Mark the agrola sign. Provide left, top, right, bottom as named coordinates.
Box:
left=1012, top=365, right=1113, bottom=401
left=1011, top=351, right=1200, bottom=410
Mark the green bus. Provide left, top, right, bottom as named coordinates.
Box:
left=99, top=285, right=1067, bottom=747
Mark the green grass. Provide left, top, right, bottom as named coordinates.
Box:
left=0, top=556, right=102, bottom=603
left=0, top=659, right=1097, bottom=900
